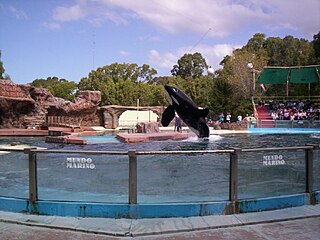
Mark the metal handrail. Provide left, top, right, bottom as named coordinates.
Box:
left=242, top=145, right=315, bottom=152
left=2, top=146, right=317, bottom=154
left=256, top=119, right=320, bottom=128
left=135, top=149, right=234, bottom=155
left=254, top=96, right=320, bottom=101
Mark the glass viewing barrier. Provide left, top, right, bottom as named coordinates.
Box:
left=37, top=153, right=129, bottom=203
left=0, top=133, right=319, bottom=218
left=238, top=149, right=305, bottom=199
left=137, top=153, right=230, bottom=203
left=0, top=151, right=29, bottom=199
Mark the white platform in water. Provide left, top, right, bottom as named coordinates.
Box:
left=0, top=144, right=46, bottom=154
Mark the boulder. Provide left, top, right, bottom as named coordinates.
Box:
left=136, top=122, right=159, bottom=133
left=0, top=80, right=102, bottom=128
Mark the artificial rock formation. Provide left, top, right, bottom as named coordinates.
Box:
left=136, top=122, right=160, bottom=133
left=0, top=80, right=102, bottom=129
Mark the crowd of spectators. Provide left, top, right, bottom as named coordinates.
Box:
left=265, top=100, right=320, bottom=121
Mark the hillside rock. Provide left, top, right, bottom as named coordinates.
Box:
left=0, top=80, right=101, bottom=128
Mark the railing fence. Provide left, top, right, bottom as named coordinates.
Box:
left=0, top=144, right=314, bottom=214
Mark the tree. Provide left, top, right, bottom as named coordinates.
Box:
left=264, top=35, right=316, bottom=66
left=219, top=48, right=268, bottom=100
left=264, top=37, right=284, bottom=66
left=171, top=52, right=208, bottom=79
left=244, top=33, right=267, bottom=56
left=49, top=80, right=77, bottom=101
left=0, top=51, right=5, bottom=79
left=78, top=63, right=162, bottom=106
left=30, top=77, right=77, bottom=101
left=313, top=31, right=320, bottom=63
left=209, top=77, right=233, bottom=114
left=89, top=63, right=157, bottom=84
left=139, top=64, right=158, bottom=82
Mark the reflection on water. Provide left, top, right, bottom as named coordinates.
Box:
left=0, top=133, right=319, bottom=203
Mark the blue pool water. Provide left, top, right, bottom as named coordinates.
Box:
left=81, top=135, right=120, bottom=144
left=0, top=130, right=319, bottom=204
left=249, top=128, right=320, bottom=135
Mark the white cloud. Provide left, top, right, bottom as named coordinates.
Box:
left=53, top=4, right=87, bottom=21
left=41, top=22, right=61, bottom=31
left=148, top=43, right=239, bottom=73
left=94, top=0, right=319, bottom=38
left=8, top=5, right=27, bottom=19
left=48, top=0, right=319, bottom=38
left=256, top=0, right=320, bottom=37
left=192, top=44, right=241, bottom=68
left=119, top=50, right=130, bottom=56
left=51, top=0, right=128, bottom=26
left=138, top=35, right=162, bottom=42
left=148, top=49, right=177, bottom=69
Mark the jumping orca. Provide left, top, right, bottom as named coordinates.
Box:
left=161, top=85, right=210, bottom=138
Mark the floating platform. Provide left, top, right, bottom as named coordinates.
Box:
left=45, top=136, right=87, bottom=145
left=116, top=131, right=192, bottom=143
left=0, top=129, right=48, bottom=136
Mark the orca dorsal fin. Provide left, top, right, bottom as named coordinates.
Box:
left=198, top=107, right=209, bottom=117
left=161, top=105, right=176, bottom=127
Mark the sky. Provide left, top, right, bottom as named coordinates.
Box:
left=0, top=0, right=319, bottom=84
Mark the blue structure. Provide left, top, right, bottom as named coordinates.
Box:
left=0, top=192, right=319, bottom=218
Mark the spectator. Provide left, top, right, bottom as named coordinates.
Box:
left=226, top=113, right=231, bottom=123
left=174, top=114, right=182, bottom=132
left=219, top=113, right=225, bottom=123
left=237, top=114, right=242, bottom=125
left=268, top=100, right=319, bottom=121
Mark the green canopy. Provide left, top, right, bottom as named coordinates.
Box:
left=256, top=68, right=289, bottom=84
left=257, top=65, right=320, bottom=84
left=290, top=67, right=320, bottom=83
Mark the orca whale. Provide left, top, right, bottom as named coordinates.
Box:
left=161, top=85, right=210, bottom=138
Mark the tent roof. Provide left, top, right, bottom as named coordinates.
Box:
left=257, top=65, right=320, bottom=84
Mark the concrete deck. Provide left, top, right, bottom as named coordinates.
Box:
left=0, top=205, right=319, bottom=239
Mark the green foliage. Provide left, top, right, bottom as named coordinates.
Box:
left=216, top=32, right=319, bottom=117
left=219, top=48, right=268, bottom=100
left=253, top=34, right=317, bottom=67
left=209, top=77, right=233, bottom=113
left=25, top=31, right=318, bottom=122
left=244, top=33, right=268, bottom=57
left=78, top=63, right=163, bottom=106
left=171, top=52, right=208, bottom=79
left=313, top=32, right=320, bottom=63
left=0, top=51, right=5, bottom=79
left=30, top=77, right=77, bottom=101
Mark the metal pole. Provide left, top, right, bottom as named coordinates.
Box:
left=24, top=148, right=38, bottom=203
left=137, top=99, right=140, bottom=123
left=305, top=145, right=315, bottom=194
left=253, top=70, right=256, bottom=93
left=229, top=148, right=241, bottom=213
left=128, top=150, right=137, bottom=204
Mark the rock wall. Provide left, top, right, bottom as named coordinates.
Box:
left=0, top=80, right=102, bottom=129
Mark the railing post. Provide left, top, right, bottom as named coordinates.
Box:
left=229, top=148, right=241, bottom=214
left=128, top=150, right=137, bottom=204
left=24, top=148, right=38, bottom=203
left=305, top=144, right=318, bottom=194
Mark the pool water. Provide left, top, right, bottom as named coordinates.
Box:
left=0, top=131, right=319, bottom=203
left=81, top=135, right=120, bottom=144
